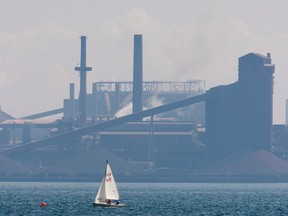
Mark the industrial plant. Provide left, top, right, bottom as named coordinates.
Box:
left=0, top=34, right=288, bottom=182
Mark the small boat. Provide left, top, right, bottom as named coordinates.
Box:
left=92, top=160, right=125, bottom=207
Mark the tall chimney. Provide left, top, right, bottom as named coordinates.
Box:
left=132, top=34, right=143, bottom=114
left=70, top=83, right=75, bottom=100
left=74, top=36, right=92, bottom=127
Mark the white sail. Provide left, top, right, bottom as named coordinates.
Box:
left=105, top=162, right=119, bottom=200
left=94, top=161, right=119, bottom=203
left=95, top=173, right=106, bottom=203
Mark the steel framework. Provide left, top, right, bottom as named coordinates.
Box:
left=94, top=80, right=206, bottom=94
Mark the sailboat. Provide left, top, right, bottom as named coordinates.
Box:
left=92, top=160, right=125, bottom=207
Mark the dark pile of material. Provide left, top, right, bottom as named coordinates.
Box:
left=199, top=149, right=288, bottom=175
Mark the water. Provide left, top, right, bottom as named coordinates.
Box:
left=1, top=182, right=288, bottom=215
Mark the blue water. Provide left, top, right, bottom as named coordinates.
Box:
left=1, top=182, right=288, bottom=215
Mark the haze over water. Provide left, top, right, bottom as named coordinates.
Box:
left=1, top=182, right=288, bottom=215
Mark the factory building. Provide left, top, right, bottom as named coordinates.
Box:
left=206, top=53, right=275, bottom=158
left=1, top=32, right=287, bottom=180
left=62, top=34, right=206, bottom=172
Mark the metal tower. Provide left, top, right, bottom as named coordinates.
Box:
left=75, top=36, right=92, bottom=127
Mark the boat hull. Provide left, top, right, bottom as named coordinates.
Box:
left=92, top=202, right=125, bottom=207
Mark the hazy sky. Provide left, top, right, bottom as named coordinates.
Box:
left=1, top=0, right=288, bottom=123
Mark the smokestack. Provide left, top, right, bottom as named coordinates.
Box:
left=75, top=36, right=92, bottom=127
left=132, top=34, right=143, bottom=114
left=92, top=83, right=98, bottom=121
left=70, top=83, right=75, bottom=100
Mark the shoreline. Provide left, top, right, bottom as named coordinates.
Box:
left=1, top=174, right=288, bottom=183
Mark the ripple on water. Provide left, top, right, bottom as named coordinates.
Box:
left=1, top=182, right=288, bottom=215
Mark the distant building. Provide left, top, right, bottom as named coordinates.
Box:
left=206, top=53, right=275, bottom=158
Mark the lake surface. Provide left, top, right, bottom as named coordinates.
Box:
left=1, top=182, right=288, bottom=215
